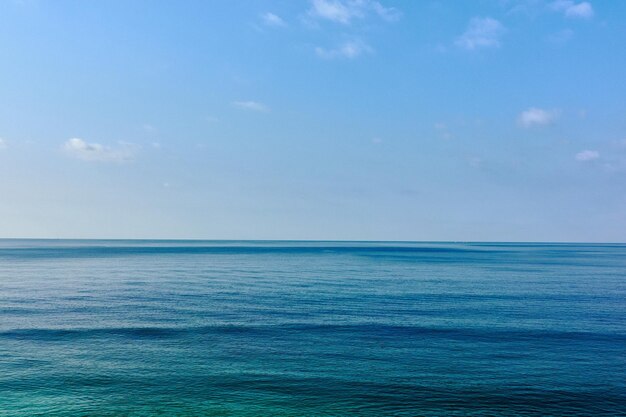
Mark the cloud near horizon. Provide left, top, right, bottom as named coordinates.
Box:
left=63, top=138, right=137, bottom=162
left=455, top=17, right=505, bottom=50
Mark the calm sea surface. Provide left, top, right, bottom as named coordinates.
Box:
left=0, top=240, right=625, bottom=416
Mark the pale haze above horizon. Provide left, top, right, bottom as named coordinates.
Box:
left=1, top=0, right=625, bottom=242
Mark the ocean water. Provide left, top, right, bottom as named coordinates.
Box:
left=0, top=240, right=625, bottom=416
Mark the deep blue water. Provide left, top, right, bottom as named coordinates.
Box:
left=0, top=240, right=625, bottom=415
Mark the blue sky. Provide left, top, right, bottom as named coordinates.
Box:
left=1, top=0, right=625, bottom=241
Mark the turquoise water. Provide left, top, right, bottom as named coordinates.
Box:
left=1, top=240, right=625, bottom=416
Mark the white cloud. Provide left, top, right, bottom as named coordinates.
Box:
left=233, top=100, right=270, bottom=112
left=0, top=138, right=6, bottom=150
left=456, top=17, right=505, bottom=50
left=261, top=12, right=286, bottom=27
left=517, top=107, right=559, bottom=128
left=309, top=0, right=357, bottom=24
left=575, top=150, right=599, bottom=161
left=307, top=0, right=400, bottom=25
left=315, top=40, right=373, bottom=59
left=63, top=138, right=136, bottom=162
left=550, top=1, right=594, bottom=19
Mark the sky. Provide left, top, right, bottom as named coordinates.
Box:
left=1, top=0, right=625, bottom=242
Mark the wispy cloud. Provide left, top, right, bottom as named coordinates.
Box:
left=596, top=140, right=626, bottom=171
left=63, top=138, right=137, bottom=162
left=307, top=0, right=400, bottom=25
left=368, top=1, right=401, bottom=22
left=517, top=107, right=559, bottom=128
left=550, top=0, right=594, bottom=19
left=456, top=17, right=505, bottom=50
left=261, top=12, right=286, bottom=27
left=547, top=28, right=574, bottom=45
left=467, top=156, right=484, bottom=169
left=308, top=0, right=359, bottom=24
left=142, top=123, right=157, bottom=133
left=575, top=149, right=599, bottom=161
left=434, top=123, right=452, bottom=140
left=233, top=100, right=270, bottom=112
left=0, top=138, right=6, bottom=150
left=315, top=40, right=373, bottom=59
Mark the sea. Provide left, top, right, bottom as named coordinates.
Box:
left=0, top=240, right=625, bottom=416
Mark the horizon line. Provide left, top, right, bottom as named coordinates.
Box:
left=0, top=238, right=624, bottom=245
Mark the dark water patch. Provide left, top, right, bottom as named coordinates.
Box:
left=0, top=327, right=185, bottom=341
left=0, top=307, right=49, bottom=315
left=3, top=324, right=625, bottom=345
left=0, top=244, right=493, bottom=260
left=285, top=323, right=626, bottom=344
